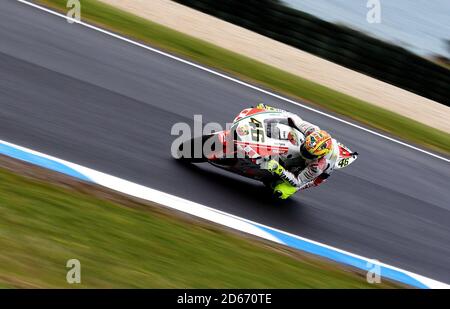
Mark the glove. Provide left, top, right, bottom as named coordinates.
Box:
left=264, top=159, right=285, bottom=176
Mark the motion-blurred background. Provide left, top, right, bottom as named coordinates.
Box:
left=176, top=0, right=450, bottom=105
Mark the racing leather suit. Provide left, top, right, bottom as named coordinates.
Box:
left=259, top=104, right=339, bottom=190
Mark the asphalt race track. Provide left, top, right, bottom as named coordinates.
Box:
left=1, top=1, right=449, bottom=282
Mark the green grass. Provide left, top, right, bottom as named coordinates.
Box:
left=36, top=0, right=450, bottom=156
left=0, top=163, right=403, bottom=288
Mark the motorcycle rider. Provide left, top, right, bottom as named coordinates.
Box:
left=255, top=104, right=340, bottom=199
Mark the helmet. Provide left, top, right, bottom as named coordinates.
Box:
left=300, top=130, right=333, bottom=159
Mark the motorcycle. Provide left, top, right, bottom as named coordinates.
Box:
left=176, top=106, right=358, bottom=199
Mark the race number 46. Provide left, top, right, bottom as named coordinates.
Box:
left=338, top=158, right=350, bottom=168
left=249, top=118, right=265, bottom=142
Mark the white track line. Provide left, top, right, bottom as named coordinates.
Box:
left=17, top=0, right=450, bottom=163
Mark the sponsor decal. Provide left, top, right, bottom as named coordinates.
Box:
left=237, top=124, right=250, bottom=136
left=288, top=131, right=298, bottom=146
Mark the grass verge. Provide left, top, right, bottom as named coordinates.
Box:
left=0, top=157, right=403, bottom=288
left=35, top=0, right=450, bottom=156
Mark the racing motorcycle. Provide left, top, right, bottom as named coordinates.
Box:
left=176, top=106, right=358, bottom=199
